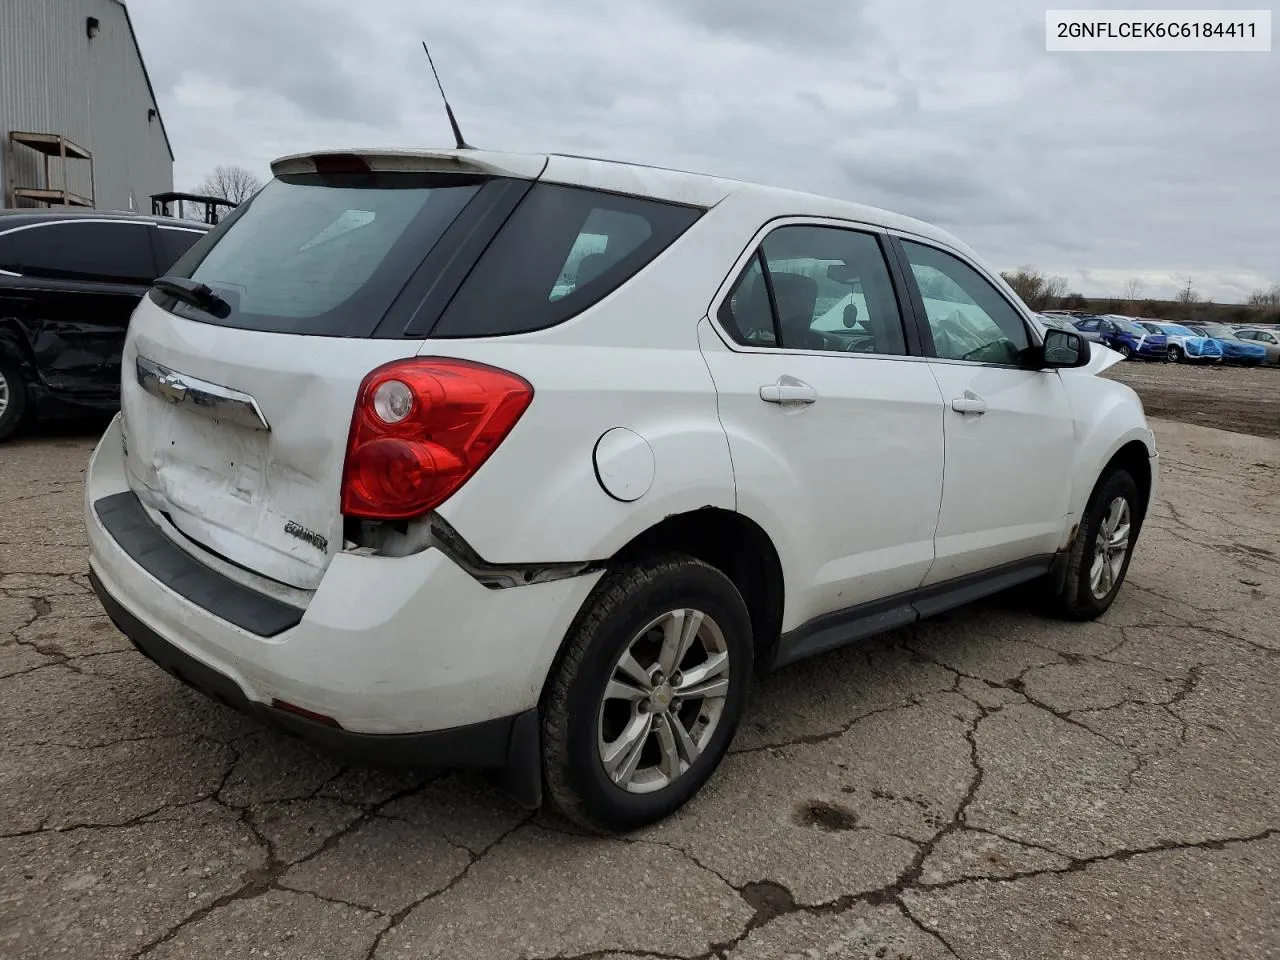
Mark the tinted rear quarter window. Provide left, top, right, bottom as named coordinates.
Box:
left=0, top=221, right=156, bottom=283
left=431, top=183, right=703, bottom=338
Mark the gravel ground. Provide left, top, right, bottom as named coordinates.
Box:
left=2, top=414, right=1278, bottom=959
left=1106, top=358, right=1280, bottom=439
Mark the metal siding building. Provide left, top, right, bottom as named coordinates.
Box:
left=1, top=0, right=173, bottom=212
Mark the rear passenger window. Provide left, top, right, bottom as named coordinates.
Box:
left=1, top=221, right=156, bottom=283
left=717, top=225, right=908, bottom=356
left=718, top=254, right=777, bottom=347
left=432, top=184, right=702, bottom=338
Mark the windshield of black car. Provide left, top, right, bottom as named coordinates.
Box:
left=152, top=172, right=485, bottom=336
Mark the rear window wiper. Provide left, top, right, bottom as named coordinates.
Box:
left=153, top=276, right=232, bottom=319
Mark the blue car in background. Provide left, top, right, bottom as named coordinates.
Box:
left=1074, top=315, right=1168, bottom=360
left=1186, top=322, right=1269, bottom=365
left=1137, top=321, right=1223, bottom=363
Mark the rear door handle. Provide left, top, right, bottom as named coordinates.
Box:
left=759, top=376, right=817, bottom=405
left=951, top=393, right=987, bottom=415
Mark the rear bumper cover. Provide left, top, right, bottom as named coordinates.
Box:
left=90, top=567, right=542, bottom=805
left=85, top=414, right=603, bottom=808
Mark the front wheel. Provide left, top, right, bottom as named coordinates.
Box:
left=542, top=556, right=753, bottom=832
left=1045, top=469, right=1141, bottom=620
left=1116, top=343, right=1132, bottom=359
left=0, top=357, right=29, bottom=443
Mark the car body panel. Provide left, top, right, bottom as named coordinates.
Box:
left=0, top=213, right=209, bottom=423
left=1074, top=315, right=1167, bottom=359
left=1186, top=323, right=1268, bottom=363
left=1138, top=321, right=1223, bottom=361
left=1235, top=328, right=1280, bottom=365
left=698, top=319, right=946, bottom=630
left=86, top=146, right=1156, bottom=752
left=922, top=361, right=1076, bottom=582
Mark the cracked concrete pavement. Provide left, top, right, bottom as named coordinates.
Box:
left=2, top=417, right=1278, bottom=959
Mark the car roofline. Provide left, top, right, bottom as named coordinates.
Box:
left=269, top=147, right=978, bottom=256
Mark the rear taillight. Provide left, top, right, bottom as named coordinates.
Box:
left=341, top=358, right=533, bottom=520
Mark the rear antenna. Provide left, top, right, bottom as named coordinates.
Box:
left=421, top=40, right=471, bottom=149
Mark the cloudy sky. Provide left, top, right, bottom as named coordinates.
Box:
left=126, top=0, right=1277, bottom=302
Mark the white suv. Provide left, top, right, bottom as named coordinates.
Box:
left=85, top=148, right=1157, bottom=831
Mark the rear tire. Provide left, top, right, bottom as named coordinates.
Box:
left=1166, top=345, right=1182, bottom=363
left=542, top=555, right=753, bottom=833
left=0, top=357, right=28, bottom=443
left=1046, top=469, right=1141, bottom=621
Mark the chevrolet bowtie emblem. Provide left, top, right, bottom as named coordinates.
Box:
left=155, top=373, right=188, bottom=404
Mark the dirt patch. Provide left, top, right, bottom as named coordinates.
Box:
left=794, top=800, right=861, bottom=831
left=1104, top=361, right=1280, bottom=439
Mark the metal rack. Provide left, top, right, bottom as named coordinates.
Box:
left=4, top=131, right=96, bottom=208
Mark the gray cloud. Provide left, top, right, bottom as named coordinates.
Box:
left=125, top=0, right=1279, bottom=301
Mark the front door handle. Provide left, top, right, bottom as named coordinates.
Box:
left=951, top=393, right=987, bottom=415
left=760, top=376, right=818, bottom=405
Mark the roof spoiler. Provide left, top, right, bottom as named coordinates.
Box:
left=270, top=149, right=547, bottom=181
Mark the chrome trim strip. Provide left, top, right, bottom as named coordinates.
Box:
left=135, top=356, right=270, bottom=431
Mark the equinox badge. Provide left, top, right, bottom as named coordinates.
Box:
left=284, top=521, right=328, bottom=553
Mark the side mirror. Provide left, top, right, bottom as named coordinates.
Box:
left=1040, top=328, right=1090, bottom=369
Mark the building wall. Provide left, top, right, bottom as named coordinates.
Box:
left=0, top=0, right=173, bottom=212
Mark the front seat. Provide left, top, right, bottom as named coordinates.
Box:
left=770, top=273, right=819, bottom=349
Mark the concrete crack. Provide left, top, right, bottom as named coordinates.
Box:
left=908, top=826, right=1280, bottom=895
left=893, top=897, right=961, bottom=958
left=360, top=811, right=536, bottom=960
left=730, top=697, right=919, bottom=755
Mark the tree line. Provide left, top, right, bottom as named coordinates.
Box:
left=1000, top=265, right=1280, bottom=326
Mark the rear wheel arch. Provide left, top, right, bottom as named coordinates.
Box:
left=540, top=508, right=786, bottom=706
left=608, top=508, right=785, bottom=668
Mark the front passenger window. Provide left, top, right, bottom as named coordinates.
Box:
left=901, top=241, right=1029, bottom=365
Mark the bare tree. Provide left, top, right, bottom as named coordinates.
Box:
left=999, top=265, right=1069, bottom=312
left=1122, top=277, right=1143, bottom=302
left=1247, top=284, right=1280, bottom=308
left=195, top=165, right=264, bottom=204
left=1175, top=277, right=1202, bottom=305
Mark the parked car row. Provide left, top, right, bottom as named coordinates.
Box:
left=0, top=210, right=211, bottom=441
left=1037, top=312, right=1277, bottom=366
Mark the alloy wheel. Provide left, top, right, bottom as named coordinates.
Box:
left=0, top=367, right=9, bottom=420
left=1090, top=496, right=1131, bottom=599
left=596, top=608, right=730, bottom=794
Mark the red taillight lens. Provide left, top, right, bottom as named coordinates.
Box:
left=340, top=358, right=533, bottom=520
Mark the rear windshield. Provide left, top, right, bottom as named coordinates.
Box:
left=152, top=172, right=483, bottom=336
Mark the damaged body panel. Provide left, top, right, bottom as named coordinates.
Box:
left=0, top=211, right=209, bottom=434
left=345, top=512, right=605, bottom=588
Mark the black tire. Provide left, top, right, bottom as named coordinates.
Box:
left=0, top=356, right=28, bottom=443
left=1116, top=343, right=1132, bottom=359
left=1166, top=345, right=1182, bottom=363
left=1047, top=469, right=1142, bottom=621
left=542, top=555, right=753, bottom=833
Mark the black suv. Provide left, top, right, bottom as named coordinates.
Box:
left=0, top=210, right=210, bottom=441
